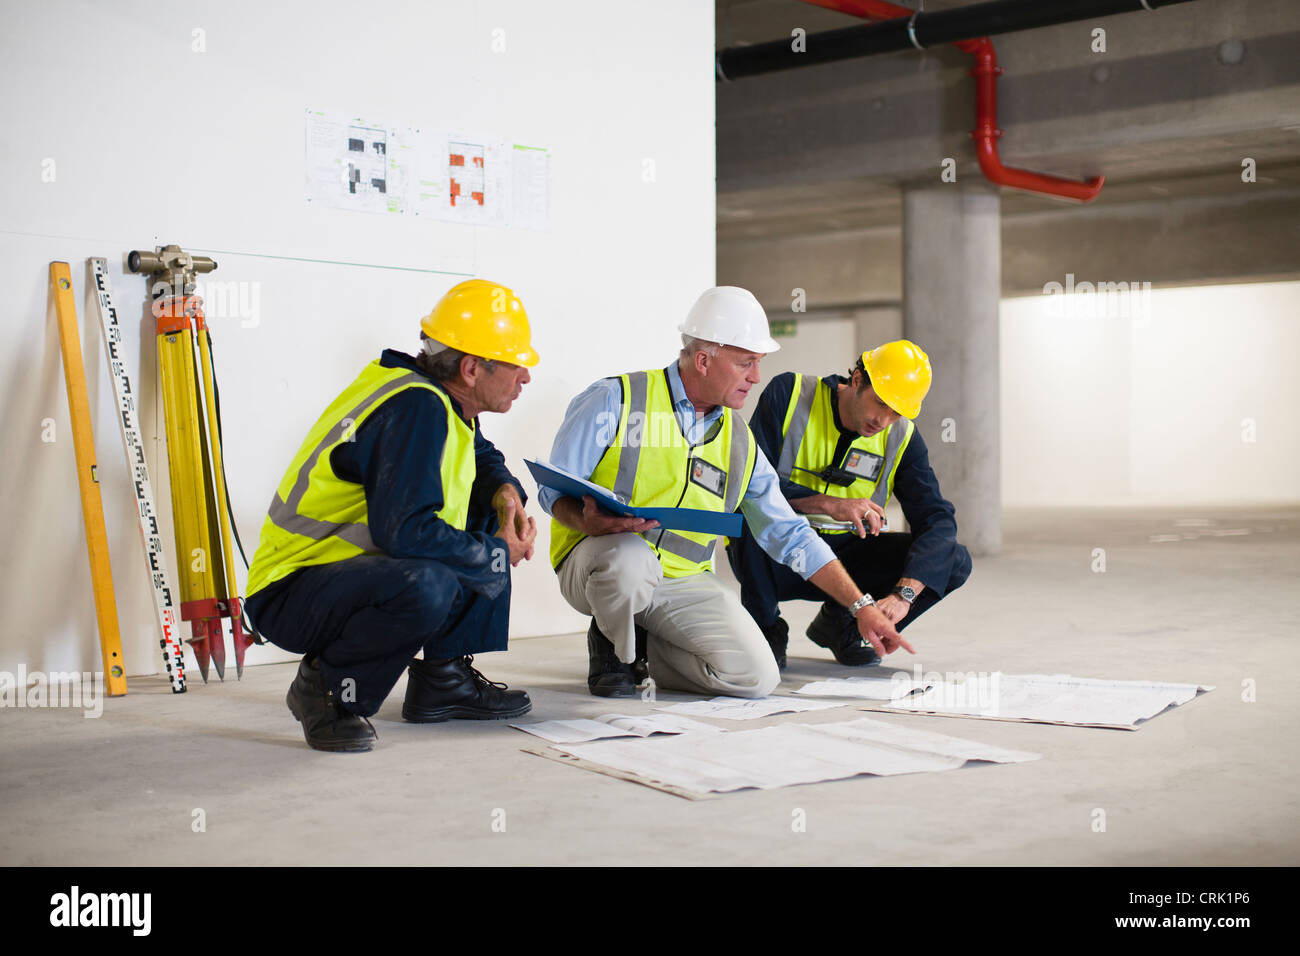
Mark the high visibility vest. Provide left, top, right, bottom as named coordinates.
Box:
left=776, top=374, right=913, bottom=534
left=246, top=361, right=476, bottom=596
left=550, top=368, right=757, bottom=578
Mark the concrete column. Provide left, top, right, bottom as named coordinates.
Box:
left=902, top=184, right=1001, bottom=555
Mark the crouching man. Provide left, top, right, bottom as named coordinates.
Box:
left=727, top=342, right=972, bottom=669
left=245, top=279, right=539, bottom=752
left=540, top=286, right=912, bottom=700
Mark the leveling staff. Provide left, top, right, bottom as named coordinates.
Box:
left=245, top=280, right=538, bottom=752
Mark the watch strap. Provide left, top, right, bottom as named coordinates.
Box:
left=847, top=593, right=875, bottom=616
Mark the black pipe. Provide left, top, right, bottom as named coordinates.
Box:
left=716, top=0, right=1200, bottom=80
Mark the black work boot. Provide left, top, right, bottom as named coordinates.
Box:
left=806, top=603, right=881, bottom=667
left=760, top=617, right=790, bottom=670
left=285, top=657, right=377, bottom=752
left=632, top=624, right=650, bottom=686
left=402, top=656, right=532, bottom=722
left=587, top=620, right=637, bottom=697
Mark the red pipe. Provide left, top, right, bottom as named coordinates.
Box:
left=798, top=0, right=1104, bottom=202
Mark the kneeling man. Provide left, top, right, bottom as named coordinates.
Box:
left=540, top=287, right=911, bottom=699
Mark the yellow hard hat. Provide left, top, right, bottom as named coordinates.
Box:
left=861, top=340, right=932, bottom=418
left=420, top=279, right=539, bottom=367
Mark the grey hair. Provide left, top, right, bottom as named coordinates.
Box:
left=418, top=333, right=495, bottom=382
left=679, top=334, right=721, bottom=361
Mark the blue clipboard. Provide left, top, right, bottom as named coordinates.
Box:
left=525, top=459, right=743, bottom=538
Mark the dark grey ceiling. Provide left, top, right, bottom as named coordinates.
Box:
left=714, top=0, right=1300, bottom=244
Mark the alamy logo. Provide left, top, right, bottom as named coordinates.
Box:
left=1041, top=273, right=1152, bottom=322
left=892, top=666, right=1002, bottom=715
left=49, top=886, right=151, bottom=936
left=594, top=410, right=692, bottom=450
left=192, top=279, right=261, bottom=328
left=0, top=667, right=103, bottom=718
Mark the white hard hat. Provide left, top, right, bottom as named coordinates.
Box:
left=678, top=286, right=780, bottom=354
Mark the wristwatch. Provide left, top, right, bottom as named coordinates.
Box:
left=847, top=593, right=875, bottom=616
left=892, top=584, right=918, bottom=604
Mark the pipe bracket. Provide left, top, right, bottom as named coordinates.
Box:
left=906, top=12, right=925, bottom=50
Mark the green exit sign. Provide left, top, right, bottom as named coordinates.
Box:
left=770, top=319, right=797, bottom=338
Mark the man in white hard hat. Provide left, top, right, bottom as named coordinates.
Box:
left=539, top=286, right=914, bottom=698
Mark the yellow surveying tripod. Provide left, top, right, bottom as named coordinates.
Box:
left=128, top=245, right=254, bottom=680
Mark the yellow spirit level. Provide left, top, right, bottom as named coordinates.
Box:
left=49, top=262, right=129, bottom=697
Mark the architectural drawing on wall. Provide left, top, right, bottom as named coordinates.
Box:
left=304, top=109, right=402, bottom=215
left=347, top=123, right=388, bottom=198
left=400, top=127, right=444, bottom=219
left=305, top=108, right=548, bottom=229
left=448, top=142, right=485, bottom=208
left=435, top=134, right=509, bottom=227
left=511, top=144, right=552, bottom=232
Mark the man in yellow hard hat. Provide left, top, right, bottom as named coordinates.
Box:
left=244, top=279, right=539, bottom=752
left=540, top=287, right=912, bottom=699
left=726, top=340, right=972, bottom=669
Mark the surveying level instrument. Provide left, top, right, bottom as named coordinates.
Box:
left=128, top=244, right=255, bottom=680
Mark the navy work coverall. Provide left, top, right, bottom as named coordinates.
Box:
left=245, top=350, right=524, bottom=717
left=726, top=371, right=972, bottom=632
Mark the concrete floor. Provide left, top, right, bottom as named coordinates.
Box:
left=3, top=506, right=1297, bottom=866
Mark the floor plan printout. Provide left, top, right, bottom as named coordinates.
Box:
left=552, top=717, right=1041, bottom=795
left=433, top=134, right=510, bottom=227
left=305, top=109, right=550, bottom=229
left=510, top=143, right=552, bottom=231
left=304, top=109, right=398, bottom=214
left=795, top=676, right=934, bottom=700
left=511, top=713, right=723, bottom=744
left=871, top=673, right=1214, bottom=729
left=657, top=695, right=848, bottom=721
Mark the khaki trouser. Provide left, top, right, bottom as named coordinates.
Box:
left=557, top=532, right=780, bottom=699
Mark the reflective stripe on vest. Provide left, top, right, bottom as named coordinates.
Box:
left=776, top=373, right=914, bottom=525
left=246, top=362, right=475, bottom=596
left=549, top=368, right=755, bottom=577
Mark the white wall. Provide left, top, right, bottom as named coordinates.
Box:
left=0, top=0, right=716, bottom=677
left=1000, top=280, right=1300, bottom=507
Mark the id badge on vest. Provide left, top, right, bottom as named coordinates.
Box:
left=689, top=457, right=727, bottom=498
left=843, top=448, right=885, bottom=482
